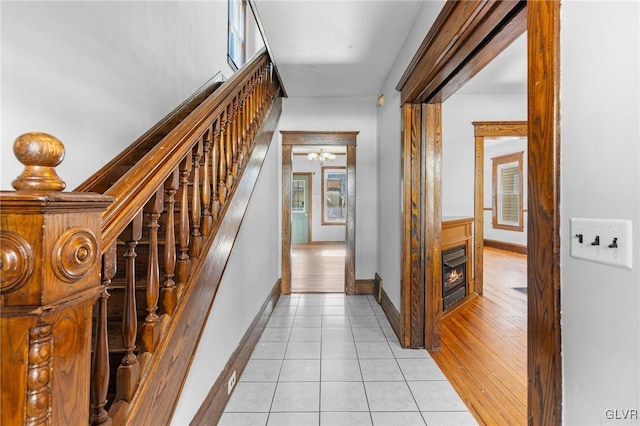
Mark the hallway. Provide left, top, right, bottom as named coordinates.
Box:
left=219, top=294, right=476, bottom=425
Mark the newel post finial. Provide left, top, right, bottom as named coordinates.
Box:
left=12, top=132, right=66, bottom=191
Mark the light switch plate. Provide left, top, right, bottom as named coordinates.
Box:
left=570, top=218, right=633, bottom=269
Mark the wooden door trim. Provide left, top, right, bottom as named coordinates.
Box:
left=472, top=121, right=527, bottom=296
left=397, top=0, right=562, bottom=423
left=281, top=131, right=358, bottom=295
left=527, top=1, right=561, bottom=424
left=292, top=172, right=313, bottom=243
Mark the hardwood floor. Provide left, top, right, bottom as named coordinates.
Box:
left=291, top=242, right=345, bottom=293
left=430, top=246, right=527, bottom=425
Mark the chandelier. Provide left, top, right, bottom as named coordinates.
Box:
left=306, top=149, right=336, bottom=164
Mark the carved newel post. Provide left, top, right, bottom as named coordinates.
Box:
left=0, top=133, right=113, bottom=425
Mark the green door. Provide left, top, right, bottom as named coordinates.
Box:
left=292, top=174, right=310, bottom=244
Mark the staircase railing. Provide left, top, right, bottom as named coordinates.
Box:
left=0, top=49, right=282, bottom=425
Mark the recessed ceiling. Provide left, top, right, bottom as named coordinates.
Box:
left=253, top=0, right=425, bottom=97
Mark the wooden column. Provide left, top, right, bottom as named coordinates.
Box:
left=345, top=145, right=356, bottom=295
left=281, top=144, right=292, bottom=294
left=0, top=133, right=112, bottom=425
left=401, top=103, right=425, bottom=349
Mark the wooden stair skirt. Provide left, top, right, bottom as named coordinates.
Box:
left=0, top=49, right=283, bottom=426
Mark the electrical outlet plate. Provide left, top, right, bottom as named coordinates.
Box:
left=570, top=218, right=633, bottom=269
left=227, top=370, right=236, bottom=395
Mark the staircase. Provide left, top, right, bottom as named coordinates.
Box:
left=0, top=49, right=283, bottom=425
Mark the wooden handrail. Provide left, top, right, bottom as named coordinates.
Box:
left=101, top=49, right=271, bottom=251
left=1, top=48, right=282, bottom=426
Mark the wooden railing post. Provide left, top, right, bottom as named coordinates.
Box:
left=0, top=133, right=112, bottom=425
left=141, top=188, right=163, bottom=354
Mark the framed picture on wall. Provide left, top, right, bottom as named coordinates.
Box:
left=322, top=166, right=346, bottom=225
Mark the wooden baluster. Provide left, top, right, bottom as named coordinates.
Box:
left=90, top=245, right=116, bottom=425
left=234, top=95, right=243, bottom=170
left=116, top=211, right=143, bottom=403
left=248, top=76, right=256, bottom=144
left=218, top=111, right=228, bottom=206
left=176, top=155, right=192, bottom=290
left=189, top=139, right=203, bottom=259
left=240, top=86, right=251, bottom=158
left=211, top=119, right=220, bottom=220
left=225, top=104, right=234, bottom=190
left=161, top=169, right=179, bottom=315
left=140, top=189, right=163, bottom=354
left=230, top=97, right=239, bottom=178
left=201, top=129, right=213, bottom=237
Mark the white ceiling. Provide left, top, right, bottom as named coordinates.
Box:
left=252, top=0, right=527, bottom=98
left=253, top=0, right=424, bottom=97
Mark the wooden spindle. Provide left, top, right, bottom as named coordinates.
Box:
left=116, top=211, right=143, bottom=403
left=189, top=139, right=203, bottom=259
left=231, top=96, right=239, bottom=177
left=161, top=169, right=179, bottom=315
left=176, top=156, right=192, bottom=290
left=201, top=129, right=213, bottom=237
left=90, top=246, right=116, bottom=426
left=211, top=119, right=220, bottom=220
left=141, top=189, right=163, bottom=354
left=240, top=87, right=249, bottom=162
left=225, top=104, right=234, bottom=189
left=233, top=93, right=244, bottom=169
left=218, top=111, right=228, bottom=206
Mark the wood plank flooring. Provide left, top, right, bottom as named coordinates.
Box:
left=430, top=246, right=527, bottom=426
left=291, top=243, right=345, bottom=293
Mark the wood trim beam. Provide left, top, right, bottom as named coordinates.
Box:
left=423, top=103, right=442, bottom=351
left=281, top=131, right=357, bottom=295
left=401, top=104, right=425, bottom=349
left=473, top=121, right=528, bottom=296
left=397, top=0, right=526, bottom=104
left=281, top=144, right=292, bottom=294
left=345, top=145, right=356, bottom=294
left=280, top=131, right=358, bottom=146
left=528, top=1, right=562, bottom=424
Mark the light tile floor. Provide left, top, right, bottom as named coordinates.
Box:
left=220, top=294, right=478, bottom=426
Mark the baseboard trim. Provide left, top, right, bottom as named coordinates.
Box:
left=484, top=239, right=528, bottom=255
left=190, top=279, right=281, bottom=425
left=355, top=279, right=375, bottom=295
left=374, top=273, right=402, bottom=343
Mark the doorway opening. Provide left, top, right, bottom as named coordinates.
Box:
left=281, top=131, right=357, bottom=294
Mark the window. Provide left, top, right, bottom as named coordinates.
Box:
left=492, top=152, right=524, bottom=231
left=322, top=167, right=346, bottom=225
left=228, top=0, right=246, bottom=70
left=292, top=179, right=306, bottom=213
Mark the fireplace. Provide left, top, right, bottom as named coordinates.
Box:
left=442, top=245, right=469, bottom=310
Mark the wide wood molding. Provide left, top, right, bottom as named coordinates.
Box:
left=397, top=0, right=526, bottom=104
left=473, top=120, right=527, bottom=295
left=281, top=131, right=358, bottom=295
left=528, top=1, right=562, bottom=424
left=423, top=103, right=443, bottom=351
left=397, top=0, right=561, bottom=423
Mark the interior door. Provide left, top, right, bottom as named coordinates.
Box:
left=291, top=174, right=310, bottom=244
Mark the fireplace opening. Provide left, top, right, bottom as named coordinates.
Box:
left=442, top=245, right=469, bottom=310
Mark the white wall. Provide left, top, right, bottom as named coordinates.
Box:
left=172, top=135, right=280, bottom=424
left=376, top=0, right=445, bottom=309
left=292, top=154, right=347, bottom=242
left=1, top=0, right=262, bottom=190
left=561, top=2, right=640, bottom=424
left=483, top=138, right=528, bottom=246
left=441, top=94, right=526, bottom=218
left=278, top=97, right=378, bottom=279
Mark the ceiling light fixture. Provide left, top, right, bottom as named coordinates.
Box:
left=306, top=150, right=336, bottom=164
